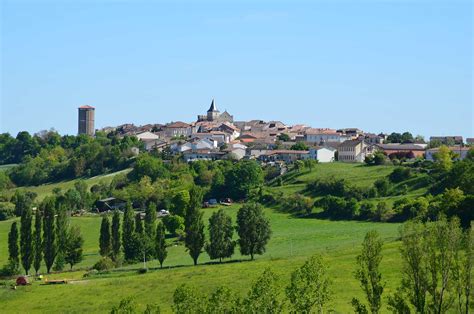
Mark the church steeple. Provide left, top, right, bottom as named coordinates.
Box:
left=207, top=99, right=218, bottom=112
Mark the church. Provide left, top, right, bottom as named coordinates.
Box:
left=197, top=99, right=234, bottom=123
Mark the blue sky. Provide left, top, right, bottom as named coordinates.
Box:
left=1, top=0, right=472, bottom=138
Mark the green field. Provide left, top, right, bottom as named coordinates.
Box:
left=0, top=163, right=414, bottom=313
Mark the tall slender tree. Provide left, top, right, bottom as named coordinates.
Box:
left=8, top=221, right=20, bottom=271
left=65, top=225, right=84, bottom=270
left=205, top=209, right=235, bottom=262
left=145, top=203, right=157, bottom=238
left=122, top=202, right=136, bottom=261
left=99, top=215, right=112, bottom=257
left=54, top=205, right=69, bottom=271
left=184, top=186, right=205, bottom=265
left=20, top=204, right=33, bottom=275
left=33, top=209, right=42, bottom=275
left=42, top=197, right=57, bottom=273
left=135, top=213, right=144, bottom=235
left=352, top=230, right=384, bottom=314
left=155, top=221, right=167, bottom=268
left=111, top=210, right=121, bottom=261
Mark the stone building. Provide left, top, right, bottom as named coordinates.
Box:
left=197, top=99, right=233, bottom=123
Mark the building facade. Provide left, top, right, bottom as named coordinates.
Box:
left=78, top=105, right=95, bottom=136
left=338, top=139, right=374, bottom=162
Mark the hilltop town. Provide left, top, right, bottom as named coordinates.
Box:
left=80, top=100, right=473, bottom=167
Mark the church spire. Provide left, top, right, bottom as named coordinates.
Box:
left=208, top=99, right=218, bottom=112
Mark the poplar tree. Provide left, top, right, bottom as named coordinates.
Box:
left=33, top=209, right=42, bottom=275
left=54, top=205, right=69, bottom=271
left=20, top=204, right=33, bottom=275
left=122, top=202, right=136, bottom=261
left=42, top=197, right=57, bottom=273
left=111, top=210, right=121, bottom=261
left=155, top=221, right=167, bottom=268
left=145, top=203, right=157, bottom=238
left=99, top=215, right=112, bottom=257
left=8, top=221, right=20, bottom=270
left=184, top=186, right=205, bottom=266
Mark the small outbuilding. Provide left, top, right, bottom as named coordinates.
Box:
left=96, top=197, right=127, bottom=212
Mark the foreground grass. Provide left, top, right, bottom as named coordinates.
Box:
left=0, top=205, right=402, bottom=313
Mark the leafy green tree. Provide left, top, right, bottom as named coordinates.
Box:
left=184, top=186, right=205, bottom=265
left=20, top=204, right=33, bottom=274
left=111, top=210, right=121, bottom=261
left=243, top=268, right=283, bottom=313
left=171, top=190, right=190, bottom=217
left=291, top=142, right=309, bottom=151
left=155, top=221, right=167, bottom=268
left=237, top=203, right=271, bottom=260
left=42, top=197, right=56, bottom=273
left=54, top=205, right=69, bottom=271
left=277, top=133, right=291, bottom=142
left=433, top=145, right=453, bottom=172
left=286, top=254, right=331, bottom=313
left=110, top=297, right=137, bottom=314
left=163, top=215, right=185, bottom=236
left=353, top=230, right=384, bottom=314
left=206, top=286, right=236, bottom=313
left=8, top=221, right=20, bottom=270
left=99, top=215, right=112, bottom=257
left=226, top=161, right=263, bottom=200
left=33, top=209, right=42, bottom=275
left=145, top=203, right=157, bottom=238
left=12, top=190, right=35, bottom=216
left=205, top=209, right=235, bottom=262
left=455, top=223, right=473, bottom=314
left=122, top=202, right=136, bottom=261
left=173, top=284, right=205, bottom=314
left=65, top=225, right=84, bottom=270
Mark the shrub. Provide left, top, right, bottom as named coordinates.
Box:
left=373, top=178, right=390, bottom=196
left=282, top=194, right=314, bottom=215
left=389, top=167, right=412, bottom=183
left=138, top=268, right=148, bottom=274
left=317, top=196, right=358, bottom=219
left=92, top=257, right=115, bottom=271
left=359, top=202, right=376, bottom=220
left=0, top=202, right=15, bottom=221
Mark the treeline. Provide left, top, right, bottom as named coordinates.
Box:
left=94, top=195, right=271, bottom=270
left=1, top=195, right=84, bottom=276
left=0, top=130, right=142, bottom=186
left=110, top=218, right=473, bottom=314
left=266, top=148, right=473, bottom=226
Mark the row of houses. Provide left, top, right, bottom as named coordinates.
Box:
left=101, top=100, right=471, bottom=164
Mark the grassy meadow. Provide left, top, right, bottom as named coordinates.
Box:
left=0, top=163, right=417, bottom=313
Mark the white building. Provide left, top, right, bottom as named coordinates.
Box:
left=308, top=147, right=336, bottom=163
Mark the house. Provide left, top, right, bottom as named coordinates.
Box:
left=364, top=133, right=385, bottom=144
left=171, top=138, right=217, bottom=153
left=304, top=128, right=351, bottom=144
left=338, top=140, right=375, bottom=162
left=466, top=138, right=473, bottom=145
left=375, top=143, right=426, bottom=159
left=135, top=131, right=166, bottom=151
left=259, top=150, right=309, bottom=163
left=308, top=147, right=336, bottom=163
left=182, top=148, right=226, bottom=162
left=430, top=136, right=463, bottom=145
left=96, top=197, right=127, bottom=212
left=216, top=123, right=241, bottom=141
left=164, top=121, right=192, bottom=138
left=193, top=132, right=230, bottom=144
left=425, top=147, right=471, bottom=161
left=337, top=128, right=363, bottom=137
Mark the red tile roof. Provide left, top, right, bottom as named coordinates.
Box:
left=78, top=105, right=95, bottom=109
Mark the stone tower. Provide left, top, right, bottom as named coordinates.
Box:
left=78, top=105, right=95, bottom=136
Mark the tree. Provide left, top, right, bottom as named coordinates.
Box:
left=286, top=254, right=331, bottom=313
left=455, top=223, right=473, bottom=314
left=226, top=161, right=263, bottom=200
left=433, top=145, right=453, bottom=172
left=207, top=286, right=236, bottom=313
left=353, top=230, right=384, bottom=314
left=122, top=202, right=136, bottom=261
left=99, top=215, right=112, bottom=257
left=111, top=210, right=121, bottom=261
left=145, top=203, right=157, bottom=238
left=20, top=204, right=33, bottom=275
left=8, top=221, right=20, bottom=270
left=42, top=197, right=56, bottom=273
left=184, top=186, right=205, bottom=265
left=291, top=142, right=309, bottom=151
left=54, top=205, right=69, bottom=271
left=243, top=268, right=283, bottom=313
left=205, top=209, right=235, bottom=262
left=33, top=209, right=42, bottom=275
left=277, top=133, right=290, bottom=142
left=173, top=284, right=205, bottom=313
left=155, top=221, right=167, bottom=268
left=237, top=203, right=271, bottom=260
left=64, top=225, right=84, bottom=270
